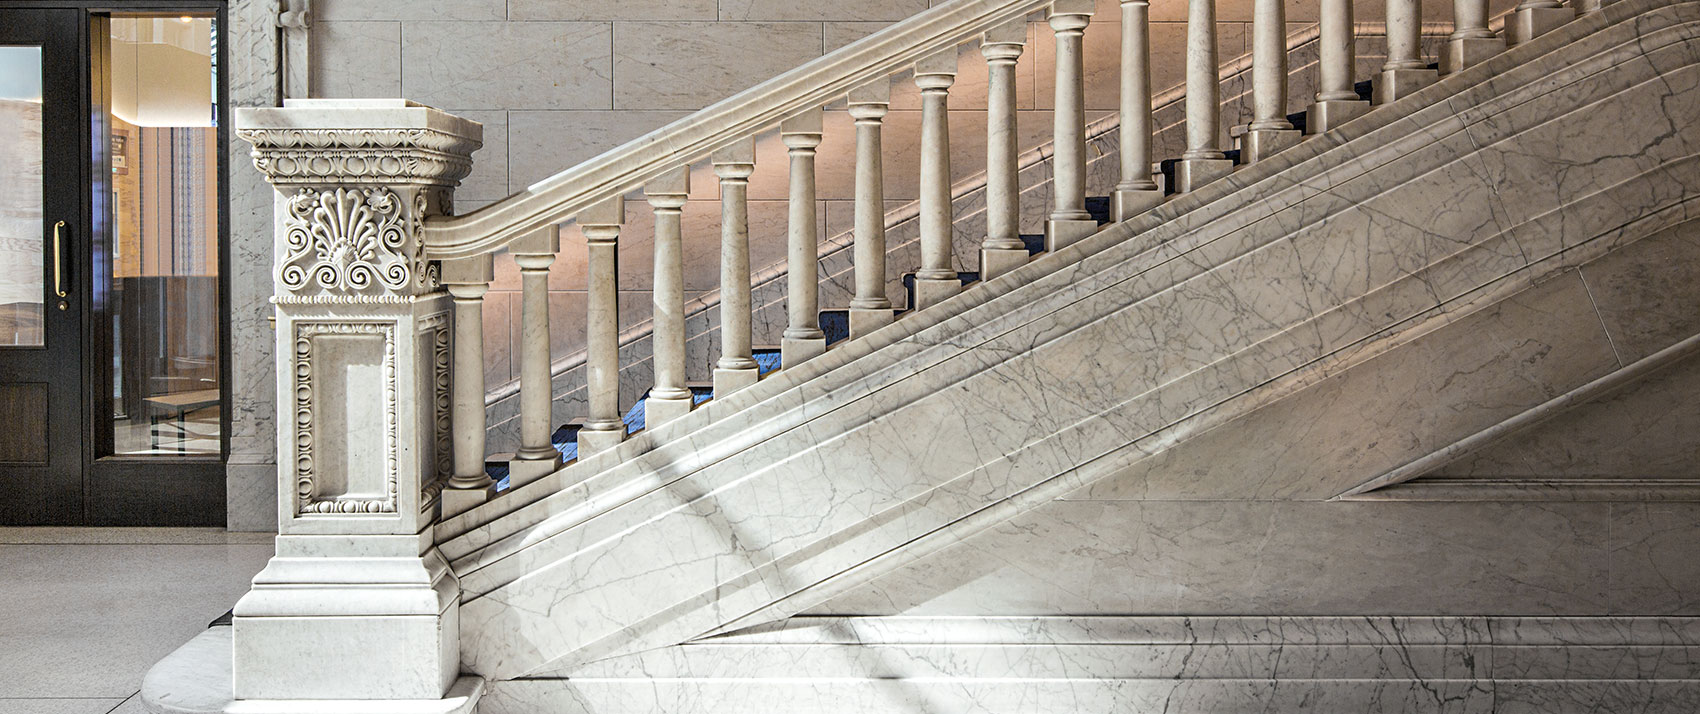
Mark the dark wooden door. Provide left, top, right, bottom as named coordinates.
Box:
left=0, top=8, right=86, bottom=524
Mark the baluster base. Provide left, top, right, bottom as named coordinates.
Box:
left=1237, top=128, right=1303, bottom=164
left=782, top=335, right=828, bottom=368
left=713, top=364, right=761, bottom=396
left=1305, top=99, right=1371, bottom=134
left=1045, top=218, right=1100, bottom=252
left=1174, top=158, right=1235, bottom=194
left=1507, top=6, right=1575, bottom=45
left=441, top=484, right=497, bottom=519
left=1374, top=67, right=1439, bottom=104
left=645, top=392, right=693, bottom=428
left=981, top=247, right=1030, bottom=281
left=577, top=424, right=624, bottom=455
left=1441, top=36, right=1505, bottom=75
left=913, top=277, right=963, bottom=310
left=849, top=307, right=895, bottom=339
left=1112, top=186, right=1166, bottom=222
left=508, top=453, right=563, bottom=484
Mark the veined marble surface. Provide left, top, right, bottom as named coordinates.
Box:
left=477, top=616, right=1700, bottom=714
left=440, top=0, right=1700, bottom=681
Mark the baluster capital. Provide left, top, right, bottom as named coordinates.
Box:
left=645, top=166, right=692, bottom=209
left=579, top=196, right=626, bottom=245
left=1048, top=0, right=1096, bottom=32
left=781, top=107, right=824, bottom=149
left=848, top=81, right=892, bottom=120
left=981, top=18, right=1027, bottom=62
left=712, top=138, right=757, bottom=179
left=914, top=48, right=959, bottom=90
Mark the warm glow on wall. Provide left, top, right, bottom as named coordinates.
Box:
left=109, top=16, right=213, bottom=127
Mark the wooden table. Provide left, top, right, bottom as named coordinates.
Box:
left=143, top=388, right=220, bottom=453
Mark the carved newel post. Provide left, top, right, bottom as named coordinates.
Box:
left=233, top=99, right=482, bottom=710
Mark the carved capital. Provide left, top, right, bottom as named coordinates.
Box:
left=278, top=186, right=437, bottom=296
left=236, top=100, right=482, bottom=188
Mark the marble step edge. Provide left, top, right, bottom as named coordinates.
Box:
left=697, top=616, right=1700, bottom=648
left=478, top=677, right=1700, bottom=714
left=435, top=0, right=1694, bottom=568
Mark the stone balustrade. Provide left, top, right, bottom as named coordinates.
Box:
left=231, top=0, right=1591, bottom=707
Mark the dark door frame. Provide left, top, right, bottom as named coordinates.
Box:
left=1, top=0, right=230, bottom=526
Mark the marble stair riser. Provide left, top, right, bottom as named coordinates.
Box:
left=477, top=29, right=1442, bottom=455
left=448, top=6, right=1700, bottom=679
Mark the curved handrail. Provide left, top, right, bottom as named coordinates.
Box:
left=420, top=0, right=1056, bottom=260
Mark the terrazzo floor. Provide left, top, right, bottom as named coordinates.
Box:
left=0, top=527, right=274, bottom=714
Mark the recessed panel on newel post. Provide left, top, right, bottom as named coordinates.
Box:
left=231, top=99, right=485, bottom=708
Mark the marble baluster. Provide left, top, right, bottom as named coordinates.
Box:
left=848, top=81, right=894, bottom=339
left=1376, top=0, right=1439, bottom=103
left=1508, top=0, right=1575, bottom=45
left=1308, top=0, right=1371, bottom=133
left=712, top=139, right=760, bottom=395
left=508, top=225, right=564, bottom=483
left=441, top=255, right=495, bottom=517
left=1113, top=0, right=1165, bottom=217
left=1046, top=0, right=1098, bottom=251
left=577, top=197, right=624, bottom=455
left=1175, top=0, right=1233, bottom=192
left=645, top=167, right=692, bottom=427
left=980, top=20, right=1030, bottom=280
left=913, top=48, right=961, bottom=310
left=1442, top=0, right=1504, bottom=74
left=1240, top=0, right=1303, bottom=162
left=781, top=109, right=827, bottom=366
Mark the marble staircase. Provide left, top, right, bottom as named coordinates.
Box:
left=143, top=0, right=1700, bottom=711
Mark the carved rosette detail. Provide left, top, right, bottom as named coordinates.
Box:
left=280, top=187, right=416, bottom=293
left=293, top=322, right=401, bottom=515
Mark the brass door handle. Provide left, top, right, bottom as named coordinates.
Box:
left=52, top=220, right=67, bottom=299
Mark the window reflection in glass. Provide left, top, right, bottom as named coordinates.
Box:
left=0, top=46, right=44, bottom=348
left=107, top=16, right=221, bottom=455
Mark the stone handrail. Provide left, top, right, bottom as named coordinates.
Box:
left=418, top=0, right=1060, bottom=261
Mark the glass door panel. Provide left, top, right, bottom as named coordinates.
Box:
left=105, top=15, right=221, bottom=455
left=0, top=46, right=44, bottom=348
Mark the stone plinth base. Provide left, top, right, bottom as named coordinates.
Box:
left=576, top=426, right=623, bottom=455
left=1238, top=128, right=1303, bottom=164
left=912, top=277, right=961, bottom=310
left=848, top=306, right=894, bottom=339
left=712, top=364, right=760, bottom=396
left=644, top=394, right=692, bottom=427
left=506, top=454, right=561, bottom=485
left=1112, top=187, right=1165, bottom=221
left=980, top=247, right=1029, bottom=281
left=1306, top=99, right=1371, bottom=134
left=1508, top=6, right=1574, bottom=45
left=1174, top=157, right=1234, bottom=194
left=1442, top=36, right=1504, bottom=75
left=142, top=626, right=483, bottom=714
left=1374, top=67, right=1439, bottom=104
left=781, top=334, right=827, bottom=367
left=1044, top=217, right=1098, bottom=252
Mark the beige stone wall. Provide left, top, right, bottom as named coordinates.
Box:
left=309, top=0, right=1518, bottom=401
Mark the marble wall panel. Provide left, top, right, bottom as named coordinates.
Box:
left=1579, top=218, right=1700, bottom=363
left=401, top=22, right=613, bottom=110
left=1607, top=502, right=1700, bottom=615
left=314, top=0, right=505, bottom=21
left=449, top=110, right=510, bottom=205
left=1075, top=270, right=1620, bottom=501
left=506, top=111, right=693, bottom=192
left=508, top=0, right=718, bottom=21
left=309, top=22, right=401, bottom=98
left=809, top=500, right=1618, bottom=617
left=719, top=0, right=930, bottom=22
left=613, top=23, right=824, bottom=110
left=226, top=0, right=280, bottom=531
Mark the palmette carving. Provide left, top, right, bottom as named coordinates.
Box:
left=279, top=187, right=424, bottom=294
